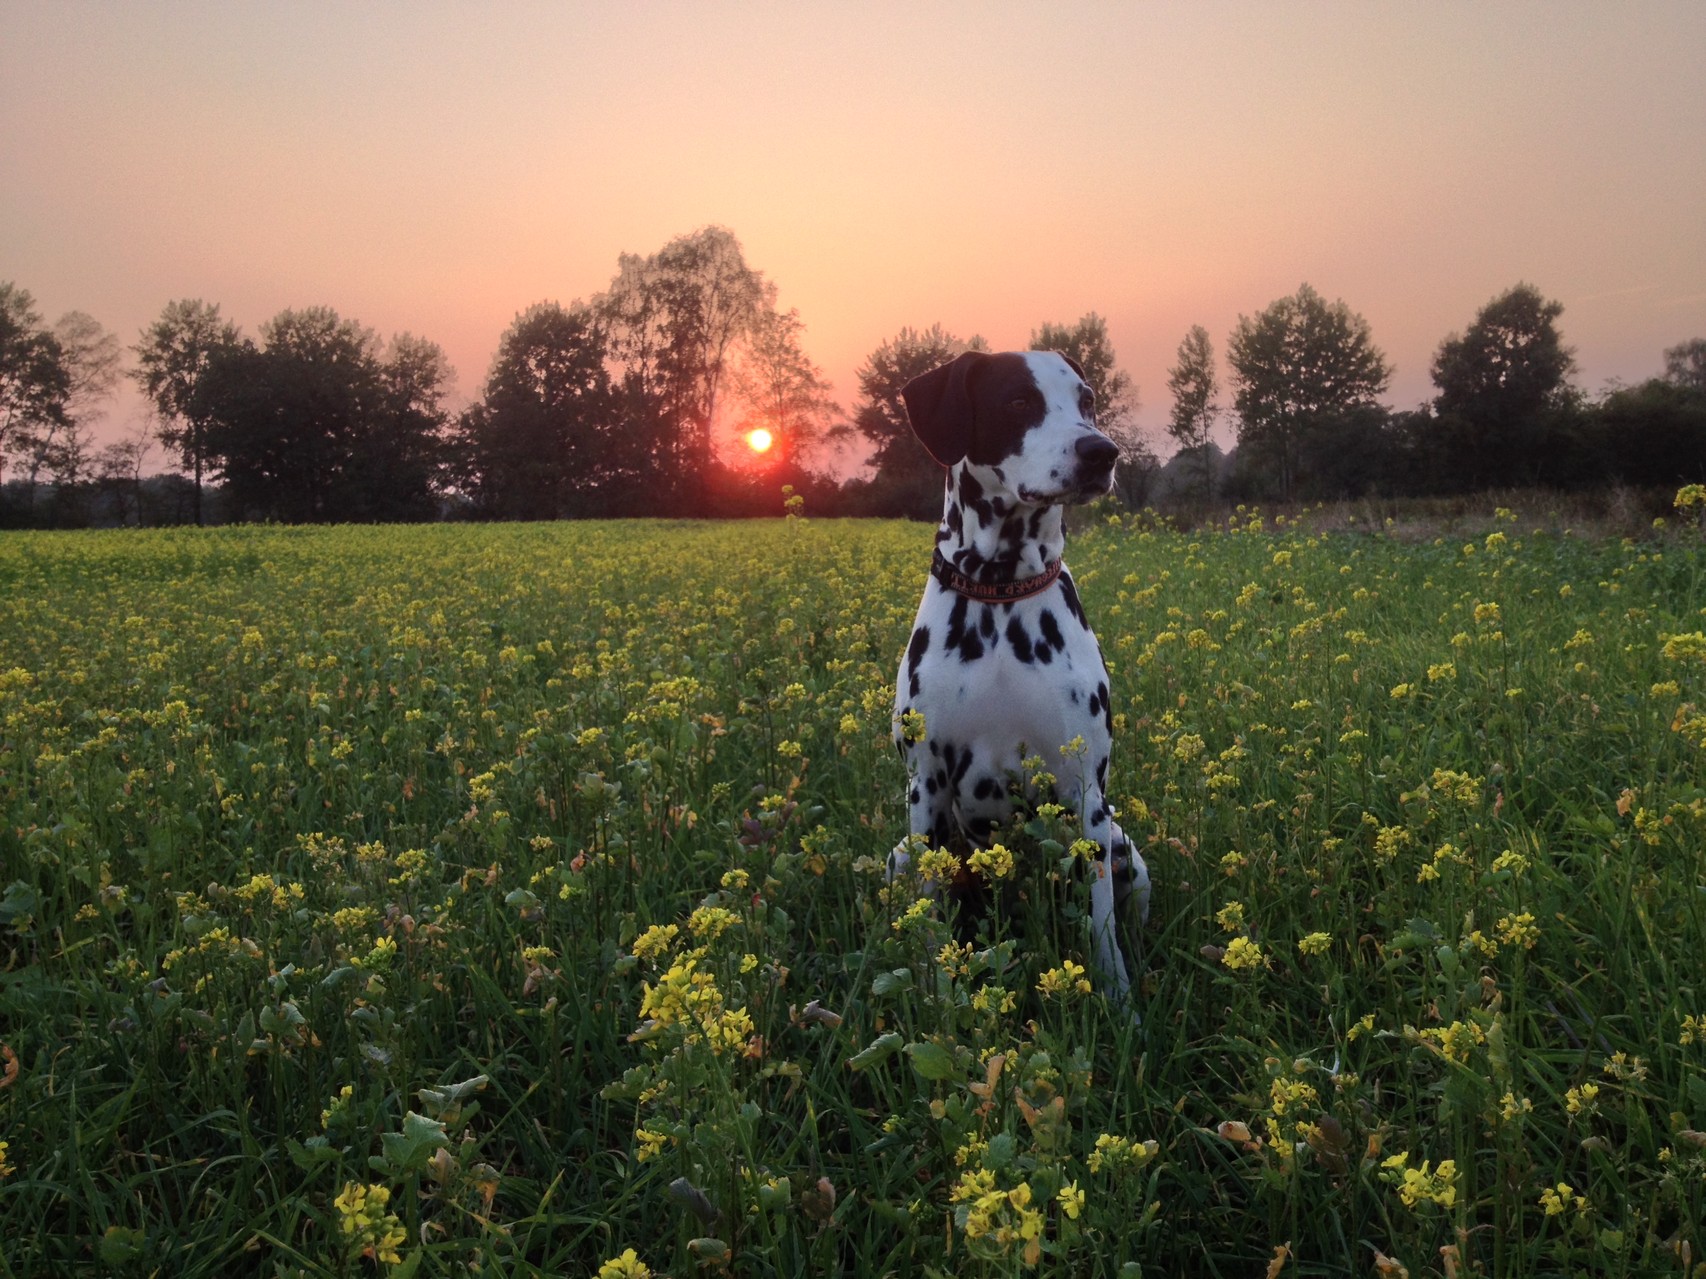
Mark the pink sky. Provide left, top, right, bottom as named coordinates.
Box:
left=4, top=3, right=1704, bottom=462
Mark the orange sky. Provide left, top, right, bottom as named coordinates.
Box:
left=4, top=3, right=1704, bottom=462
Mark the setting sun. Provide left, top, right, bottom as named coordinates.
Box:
left=745, top=428, right=774, bottom=454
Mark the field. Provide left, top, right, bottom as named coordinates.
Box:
left=2, top=500, right=1705, bottom=1278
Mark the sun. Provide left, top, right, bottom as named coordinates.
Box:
left=746, top=428, right=774, bottom=454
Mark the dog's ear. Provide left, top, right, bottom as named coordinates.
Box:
left=902, top=351, right=983, bottom=468
left=1056, top=351, right=1086, bottom=381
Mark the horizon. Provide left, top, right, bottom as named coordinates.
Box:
left=4, top=3, right=1704, bottom=466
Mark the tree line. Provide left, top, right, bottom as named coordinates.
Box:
left=5, top=229, right=1704, bottom=527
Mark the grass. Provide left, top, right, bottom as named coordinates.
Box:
left=1, top=497, right=1705, bottom=1278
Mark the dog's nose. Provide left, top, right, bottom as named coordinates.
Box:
left=1075, top=435, right=1119, bottom=472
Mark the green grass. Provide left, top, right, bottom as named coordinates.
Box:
left=1, top=505, right=1704, bottom=1278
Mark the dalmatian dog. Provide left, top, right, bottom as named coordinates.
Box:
left=889, top=350, right=1151, bottom=1002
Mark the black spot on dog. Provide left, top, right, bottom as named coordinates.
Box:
left=944, top=595, right=983, bottom=661
left=906, top=627, right=930, bottom=697
left=979, top=605, right=996, bottom=639
left=1059, top=572, right=1089, bottom=628
left=909, top=785, right=921, bottom=804
left=1039, top=610, right=1065, bottom=654
left=973, top=776, right=998, bottom=801
left=1086, top=685, right=1101, bottom=718
left=925, top=776, right=939, bottom=795
left=1005, top=616, right=1034, bottom=664
left=1096, top=755, right=1109, bottom=789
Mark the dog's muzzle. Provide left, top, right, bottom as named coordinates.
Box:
left=1074, top=434, right=1119, bottom=490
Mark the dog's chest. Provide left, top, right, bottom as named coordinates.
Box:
left=902, top=583, right=1108, bottom=776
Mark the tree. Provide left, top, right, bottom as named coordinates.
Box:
left=1030, top=312, right=1154, bottom=503
left=1431, top=283, right=1576, bottom=489
left=731, top=307, right=836, bottom=475
left=1228, top=283, right=1392, bottom=502
left=596, top=226, right=769, bottom=513
left=1664, top=338, right=1706, bottom=393
left=1165, top=325, right=1219, bottom=501
left=132, top=300, right=243, bottom=525
left=93, top=426, right=154, bottom=526
left=193, top=306, right=446, bottom=522
left=17, top=311, right=123, bottom=503
left=453, top=302, right=622, bottom=519
left=845, top=324, right=987, bottom=517
left=0, top=282, right=70, bottom=490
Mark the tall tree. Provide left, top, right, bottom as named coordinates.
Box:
left=0, top=283, right=70, bottom=490
left=1663, top=338, right=1706, bottom=393
left=1165, top=324, right=1219, bottom=501
left=596, top=226, right=769, bottom=513
left=132, top=299, right=242, bottom=525
left=731, top=307, right=836, bottom=474
left=453, top=302, right=622, bottom=519
left=1228, top=283, right=1392, bottom=502
left=1431, top=283, right=1576, bottom=489
left=1031, top=312, right=1154, bottom=505
left=193, top=306, right=445, bottom=523
left=845, top=324, right=987, bottom=517
left=19, top=312, right=124, bottom=501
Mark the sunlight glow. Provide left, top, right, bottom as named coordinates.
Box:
left=746, top=428, right=774, bottom=454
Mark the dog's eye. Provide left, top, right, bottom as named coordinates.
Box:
left=1007, top=396, right=1030, bottom=412
left=1079, top=391, right=1095, bottom=417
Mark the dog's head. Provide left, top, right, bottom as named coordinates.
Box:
left=900, top=351, right=1119, bottom=504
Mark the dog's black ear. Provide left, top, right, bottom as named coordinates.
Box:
left=902, top=351, right=983, bottom=468
left=1056, top=351, right=1086, bottom=381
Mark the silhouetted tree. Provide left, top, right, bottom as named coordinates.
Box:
left=1228, top=284, right=1392, bottom=502
left=1165, top=324, right=1219, bottom=502
left=453, top=302, right=623, bottom=519
left=1431, top=283, right=1576, bottom=489
left=1664, top=338, right=1706, bottom=393
left=1030, top=312, right=1155, bottom=504
left=194, top=307, right=446, bottom=522
left=132, top=299, right=243, bottom=524
left=596, top=226, right=769, bottom=513
left=844, top=324, right=987, bottom=518
left=0, top=283, right=70, bottom=491
left=731, top=307, right=836, bottom=476
left=1590, top=378, right=1706, bottom=487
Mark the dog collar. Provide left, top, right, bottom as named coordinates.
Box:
left=931, top=548, right=1063, bottom=602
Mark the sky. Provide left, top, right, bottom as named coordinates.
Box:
left=4, top=2, right=1704, bottom=465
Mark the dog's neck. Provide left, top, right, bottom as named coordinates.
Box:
left=934, top=462, right=1066, bottom=582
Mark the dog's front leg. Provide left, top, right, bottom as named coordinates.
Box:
left=1079, top=791, right=1139, bottom=1007
left=888, top=752, right=954, bottom=885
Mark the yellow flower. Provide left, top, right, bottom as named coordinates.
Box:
left=634, top=1128, right=669, bottom=1162
left=1057, top=1180, right=1086, bottom=1219
left=1222, top=937, right=1266, bottom=971
left=1297, top=932, right=1331, bottom=956
left=1214, top=900, right=1247, bottom=932
left=333, top=1181, right=406, bottom=1266
left=1538, top=1182, right=1589, bottom=1217
left=597, top=1248, right=653, bottom=1279
left=0, top=1139, right=13, bottom=1178
left=966, top=843, right=1016, bottom=881
left=1496, top=912, right=1540, bottom=950
left=1564, top=1082, right=1600, bottom=1116
left=899, top=709, right=927, bottom=743
left=632, top=923, right=679, bottom=962
left=1037, top=960, right=1091, bottom=997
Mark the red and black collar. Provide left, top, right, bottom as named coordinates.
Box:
left=931, top=548, right=1063, bottom=603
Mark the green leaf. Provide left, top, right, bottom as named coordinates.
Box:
left=872, top=968, right=914, bottom=996
left=846, top=1032, right=903, bottom=1071
left=906, top=1040, right=959, bottom=1081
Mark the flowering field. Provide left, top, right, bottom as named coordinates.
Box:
left=2, top=502, right=1704, bottom=1278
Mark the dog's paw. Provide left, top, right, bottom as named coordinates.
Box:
left=886, top=843, right=913, bottom=883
